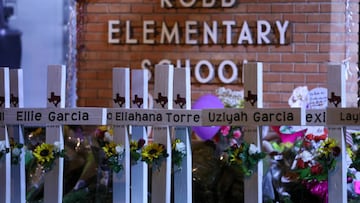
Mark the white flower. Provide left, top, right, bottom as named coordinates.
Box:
left=53, top=141, right=62, bottom=152
left=12, top=148, right=21, bottom=156
left=355, top=172, right=360, bottom=180
left=104, top=132, right=113, bottom=142
left=216, top=87, right=244, bottom=108
left=175, top=142, right=186, bottom=154
left=115, top=145, right=124, bottom=154
left=248, top=144, right=259, bottom=155
left=352, top=145, right=359, bottom=152
left=0, top=141, right=5, bottom=151
left=298, top=150, right=313, bottom=162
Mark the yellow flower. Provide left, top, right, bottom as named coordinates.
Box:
left=347, top=147, right=354, bottom=160
left=98, top=125, right=108, bottom=131
left=229, top=147, right=243, bottom=165
left=228, top=144, right=246, bottom=165
left=318, top=138, right=337, bottom=157
left=141, top=142, right=165, bottom=163
left=130, top=140, right=138, bottom=151
left=102, top=142, right=117, bottom=158
left=33, top=143, right=55, bottom=164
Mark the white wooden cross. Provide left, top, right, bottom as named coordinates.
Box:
left=8, top=69, right=26, bottom=203
left=151, top=64, right=174, bottom=203
left=243, top=62, right=263, bottom=203
left=43, top=65, right=66, bottom=203
left=131, top=69, right=149, bottom=203
left=0, top=67, right=10, bottom=203
left=326, top=64, right=347, bottom=203
left=173, top=67, right=192, bottom=203
left=112, top=67, right=131, bottom=203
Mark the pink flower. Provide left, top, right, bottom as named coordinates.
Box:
left=220, top=126, right=230, bottom=136
left=233, top=130, right=242, bottom=139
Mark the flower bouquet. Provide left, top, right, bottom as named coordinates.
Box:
left=10, top=137, right=24, bottom=165
left=172, top=138, right=186, bottom=170
left=213, top=87, right=244, bottom=152
left=130, top=138, right=145, bottom=165
left=224, top=142, right=266, bottom=177
left=291, top=136, right=341, bottom=202
left=141, top=142, right=168, bottom=170
left=32, top=142, right=65, bottom=173
left=101, top=141, right=124, bottom=173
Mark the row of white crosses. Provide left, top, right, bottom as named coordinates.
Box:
left=0, top=63, right=356, bottom=203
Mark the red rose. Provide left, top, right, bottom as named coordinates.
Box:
left=310, top=164, right=323, bottom=175
left=297, top=159, right=306, bottom=169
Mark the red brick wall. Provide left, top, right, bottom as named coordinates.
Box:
left=76, top=0, right=359, bottom=108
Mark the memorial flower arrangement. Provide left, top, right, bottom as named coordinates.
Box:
left=172, top=138, right=186, bottom=169
left=141, top=142, right=168, bottom=170
left=213, top=87, right=244, bottom=149
left=101, top=141, right=124, bottom=173
left=32, top=142, right=65, bottom=172
left=130, top=138, right=145, bottom=164
left=95, top=125, right=113, bottom=146
left=290, top=136, right=341, bottom=202
left=224, top=142, right=266, bottom=177
left=346, top=131, right=360, bottom=202
left=10, top=137, right=24, bottom=165
left=0, top=140, right=9, bottom=160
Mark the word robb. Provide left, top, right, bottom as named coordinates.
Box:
left=161, top=0, right=236, bottom=8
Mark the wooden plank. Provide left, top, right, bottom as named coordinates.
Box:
left=326, top=108, right=360, bottom=126
left=327, top=64, right=347, bottom=203
left=7, top=69, right=26, bottom=203
left=44, top=65, right=66, bottom=203
left=201, top=108, right=304, bottom=126
left=4, top=107, right=107, bottom=125
left=243, top=62, right=263, bottom=203
left=0, top=67, right=10, bottom=203
left=112, top=68, right=130, bottom=203
left=305, top=109, right=326, bottom=125
left=107, top=108, right=201, bottom=126
left=152, top=64, right=174, bottom=203
left=130, top=69, right=148, bottom=203
left=173, top=67, right=192, bottom=203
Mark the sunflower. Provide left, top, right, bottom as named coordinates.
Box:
left=33, top=143, right=55, bottom=165
left=318, top=138, right=338, bottom=157
left=141, top=142, right=168, bottom=165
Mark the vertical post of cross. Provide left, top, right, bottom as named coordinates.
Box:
left=43, top=65, right=66, bottom=203
left=0, top=67, right=10, bottom=203
left=152, top=64, right=174, bottom=203
left=8, top=69, right=25, bottom=203
left=173, top=67, right=192, bottom=203
left=131, top=69, right=149, bottom=203
left=327, top=64, right=347, bottom=203
left=243, top=62, right=263, bottom=203
left=112, top=67, right=131, bottom=203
